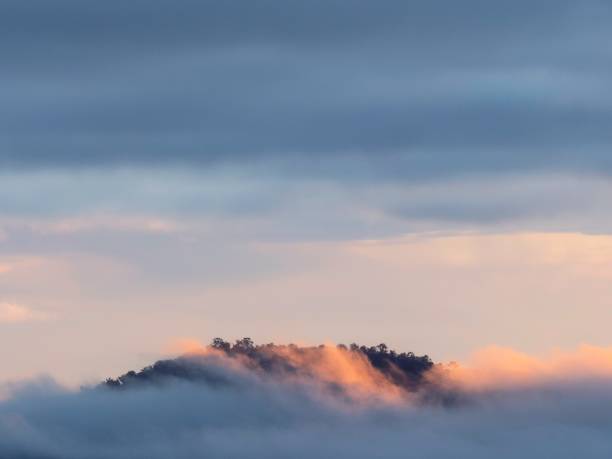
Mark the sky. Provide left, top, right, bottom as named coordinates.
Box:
left=3, top=0, right=612, bottom=386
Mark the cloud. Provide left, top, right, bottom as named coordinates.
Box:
left=1, top=1, right=612, bottom=177
left=429, top=345, right=612, bottom=391
left=2, top=343, right=612, bottom=458
left=3, top=169, right=612, bottom=239
left=16, top=215, right=181, bottom=235
left=0, top=303, right=47, bottom=324
left=346, top=232, right=612, bottom=277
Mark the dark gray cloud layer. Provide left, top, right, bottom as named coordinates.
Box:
left=3, top=0, right=612, bottom=176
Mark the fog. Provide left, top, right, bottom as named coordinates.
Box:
left=1, top=341, right=612, bottom=458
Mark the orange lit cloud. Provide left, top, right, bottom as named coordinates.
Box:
left=164, top=339, right=612, bottom=406
left=429, top=344, right=612, bottom=392
left=0, top=303, right=48, bottom=324
left=163, top=340, right=410, bottom=403
left=347, top=232, right=612, bottom=277
left=264, top=344, right=406, bottom=402
left=165, top=338, right=208, bottom=355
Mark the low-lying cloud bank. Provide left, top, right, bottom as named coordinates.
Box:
left=2, top=339, right=612, bottom=458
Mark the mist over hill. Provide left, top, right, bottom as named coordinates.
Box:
left=2, top=340, right=612, bottom=458
left=102, top=338, right=435, bottom=399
